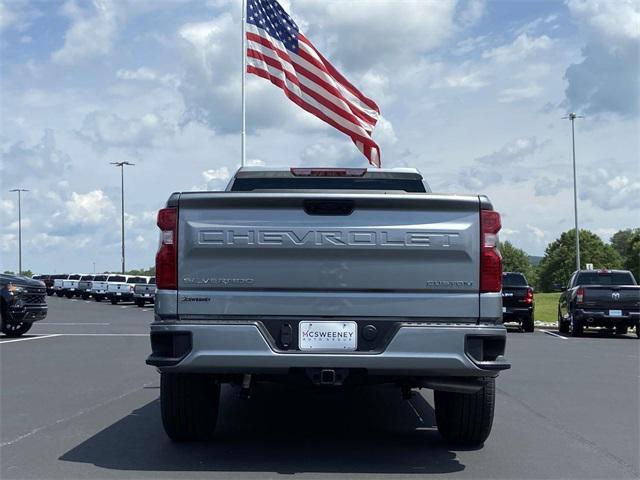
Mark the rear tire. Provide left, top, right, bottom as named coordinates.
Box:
left=522, top=316, right=534, bottom=333
left=135, top=299, right=145, bottom=307
left=558, top=309, right=569, bottom=334
left=94, top=295, right=102, bottom=302
left=161, top=373, right=220, bottom=441
left=65, top=292, right=74, bottom=299
left=110, top=298, right=119, bottom=305
left=81, top=293, right=90, bottom=300
left=435, top=377, right=495, bottom=446
left=56, top=292, right=64, bottom=297
left=615, top=325, right=628, bottom=335
left=570, top=315, right=583, bottom=337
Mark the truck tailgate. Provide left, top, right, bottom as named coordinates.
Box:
left=176, top=193, right=482, bottom=321
left=582, top=286, right=640, bottom=310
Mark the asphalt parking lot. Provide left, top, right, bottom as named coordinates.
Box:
left=1, top=296, right=639, bottom=479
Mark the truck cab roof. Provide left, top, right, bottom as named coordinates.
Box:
left=226, top=167, right=431, bottom=193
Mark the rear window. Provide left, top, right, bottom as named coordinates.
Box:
left=80, top=275, right=94, bottom=281
left=503, top=273, right=528, bottom=287
left=93, top=275, right=108, bottom=281
left=69, top=275, right=81, bottom=280
left=230, top=177, right=426, bottom=192
left=150, top=277, right=156, bottom=284
left=127, top=277, right=146, bottom=283
left=108, top=276, right=126, bottom=282
left=576, top=272, right=636, bottom=286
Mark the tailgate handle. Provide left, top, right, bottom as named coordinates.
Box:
left=303, top=200, right=354, bottom=216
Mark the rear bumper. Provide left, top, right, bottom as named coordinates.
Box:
left=574, top=309, right=639, bottom=326
left=107, top=292, right=134, bottom=301
left=147, top=322, right=510, bottom=377
left=503, top=306, right=533, bottom=321
left=134, top=293, right=155, bottom=300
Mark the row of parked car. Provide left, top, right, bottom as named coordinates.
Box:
left=33, top=274, right=156, bottom=307
left=501, top=268, right=640, bottom=337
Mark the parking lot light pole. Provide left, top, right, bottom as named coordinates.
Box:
left=564, top=113, right=583, bottom=272
left=9, top=188, right=29, bottom=275
left=110, top=162, right=135, bottom=274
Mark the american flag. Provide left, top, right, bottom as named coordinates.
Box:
left=245, top=0, right=381, bottom=167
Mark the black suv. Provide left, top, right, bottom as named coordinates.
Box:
left=502, top=272, right=535, bottom=332
left=0, top=274, right=48, bottom=337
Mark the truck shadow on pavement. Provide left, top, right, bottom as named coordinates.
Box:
left=60, top=384, right=469, bottom=475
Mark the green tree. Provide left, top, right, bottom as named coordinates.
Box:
left=611, top=228, right=640, bottom=260
left=500, top=241, right=536, bottom=283
left=126, top=266, right=156, bottom=276
left=537, top=229, right=623, bottom=292
left=624, top=230, right=640, bottom=281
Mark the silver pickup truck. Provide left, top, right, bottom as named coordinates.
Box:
left=148, top=167, right=509, bottom=445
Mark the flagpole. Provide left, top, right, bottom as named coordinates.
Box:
left=241, top=0, right=247, bottom=168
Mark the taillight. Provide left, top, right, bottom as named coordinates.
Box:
left=525, top=287, right=534, bottom=304
left=480, top=209, right=502, bottom=293
left=156, top=207, right=177, bottom=290
left=576, top=287, right=585, bottom=303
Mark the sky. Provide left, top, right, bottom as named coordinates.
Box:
left=0, top=0, right=639, bottom=274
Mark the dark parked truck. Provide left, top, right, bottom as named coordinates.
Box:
left=77, top=275, right=95, bottom=300
left=134, top=277, right=156, bottom=307
left=501, top=272, right=534, bottom=332
left=0, top=274, right=48, bottom=337
left=149, top=167, right=509, bottom=446
left=558, top=269, right=640, bottom=337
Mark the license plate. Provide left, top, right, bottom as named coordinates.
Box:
left=299, top=321, right=357, bottom=351
left=609, top=309, right=622, bottom=317
left=144, top=294, right=150, bottom=297
left=502, top=307, right=507, bottom=313
left=116, top=292, right=121, bottom=296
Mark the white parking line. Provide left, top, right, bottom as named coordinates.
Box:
left=120, top=306, right=128, bottom=309
left=541, top=329, right=568, bottom=340
left=52, top=333, right=148, bottom=337
left=0, top=334, right=62, bottom=344
left=42, top=323, right=111, bottom=325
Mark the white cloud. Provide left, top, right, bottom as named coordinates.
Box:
left=294, top=0, right=460, bottom=72
left=498, top=84, right=543, bottom=103
left=526, top=224, right=547, bottom=245
left=8, top=218, right=32, bottom=231
left=0, top=129, right=72, bottom=185
left=0, top=0, right=39, bottom=32
left=476, top=137, right=546, bottom=165
left=564, top=0, right=639, bottom=116
left=65, top=190, right=116, bottom=225
left=202, top=167, right=231, bottom=190
left=566, top=0, right=640, bottom=41
left=52, top=0, right=120, bottom=64
left=0, top=233, right=17, bottom=253
left=482, top=33, right=552, bottom=64
left=78, top=111, right=175, bottom=152
left=116, top=67, right=179, bottom=88
left=1, top=199, right=14, bottom=217
left=456, top=0, right=486, bottom=28
left=579, top=168, right=640, bottom=210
